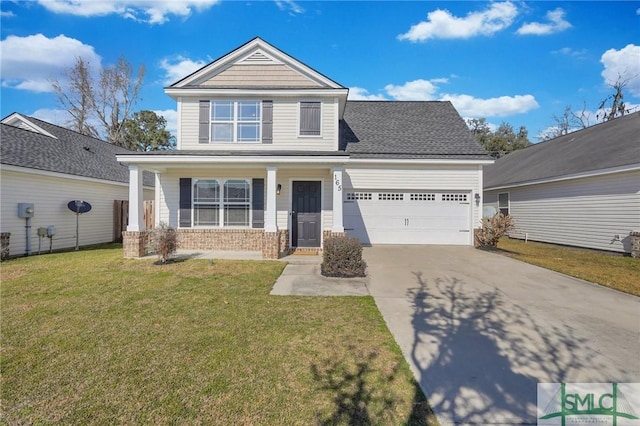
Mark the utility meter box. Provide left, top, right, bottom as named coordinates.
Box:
left=47, top=226, right=56, bottom=237
left=37, top=227, right=47, bottom=237
left=18, top=203, right=34, bottom=218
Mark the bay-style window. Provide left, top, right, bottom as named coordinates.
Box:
left=193, top=179, right=251, bottom=227
left=211, top=101, right=261, bottom=143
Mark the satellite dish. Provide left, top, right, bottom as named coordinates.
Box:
left=67, top=200, right=92, bottom=214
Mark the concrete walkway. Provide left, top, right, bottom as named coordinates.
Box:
left=363, top=245, right=640, bottom=425
left=270, top=254, right=369, bottom=296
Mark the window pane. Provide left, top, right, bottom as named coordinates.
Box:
left=224, top=205, right=249, bottom=226
left=194, top=180, right=219, bottom=202
left=224, top=180, right=250, bottom=202
left=498, top=193, right=509, bottom=208
left=194, top=205, right=219, bottom=226
left=212, top=123, right=233, bottom=142
left=237, top=123, right=259, bottom=142
left=212, top=101, right=233, bottom=121
left=238, top=101, right=260, bottom=122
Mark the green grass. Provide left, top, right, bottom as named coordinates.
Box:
left=1, top=245, right=436, bottom=425
left=497, top=238, right=640, bottom=296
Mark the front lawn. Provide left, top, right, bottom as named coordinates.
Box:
left=1, top=245, right=436, bottom=425
left=497, top=238, right=640, bottom=296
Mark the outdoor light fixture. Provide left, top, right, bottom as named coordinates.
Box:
left=277, top=184, right=282, bottom=195
left=475, top=193, right=481, bottom=202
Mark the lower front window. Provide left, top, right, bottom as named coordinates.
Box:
left=193, top=179, right=250, bottom=227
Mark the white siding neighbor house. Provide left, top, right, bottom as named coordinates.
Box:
left=0, top=114, right=154, bottom=258
left=484, top=112, right=640, bottom=254
left=117, top=37, right=492, bottom=259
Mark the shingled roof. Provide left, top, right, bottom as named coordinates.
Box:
left=1, top=115, right=154, bottom=187
left=341, top=101, right=490, bottom=159
left=484, top=111, right=640, bottom=189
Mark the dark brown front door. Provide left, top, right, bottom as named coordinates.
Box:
left=292, top=181, right=321, bottom=247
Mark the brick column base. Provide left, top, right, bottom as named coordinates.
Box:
left=323, top=230, right=345, bottom=241
left=123, top=230, right=152, bottom=258
left=630, top=231, right=640, bottom=258
left=262, top=232, right=280, bottom=259
left=1, top=232, right=10, bottom=261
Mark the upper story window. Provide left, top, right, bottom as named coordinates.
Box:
left=299, top=101, right=321, bottom=136
left=211, top=101, right=261, bottom=143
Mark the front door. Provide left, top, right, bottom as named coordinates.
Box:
left=292, top=181, right=321, bottom=247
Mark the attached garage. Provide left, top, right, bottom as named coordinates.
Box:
left=343, top=190, right=472, bottom=245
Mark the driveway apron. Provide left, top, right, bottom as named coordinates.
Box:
left=363, top=245, right=640, bottom=425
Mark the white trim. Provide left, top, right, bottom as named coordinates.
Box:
left=333, top=98, right=340, bottom=150
left=176, top=98, right=183, bottom=150
left=165, top=88, right=349, bottom=99
left=0, top=164, right=154, bottom=190
left=154, top=172, right=161, bottom=227
left=331, top=167, right=344, bottom=233
left=1, top=113, right=58, bottom=139
left=172, top=38, right=344, bottom=89
left=127, top=166, right=144, bottom=231
left=265, top=167, right=277, bottom=232
left=485, top=163, right=640, bottom=191
left=348, top=158, right=495, bottom=166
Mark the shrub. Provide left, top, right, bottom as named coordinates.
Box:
left=475, top=213, right=515, bottom=248
left=321, top=236, right=367, bottom=278
left=151, top=222, right=178, bottom=263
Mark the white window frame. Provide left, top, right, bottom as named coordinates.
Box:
left=498, top=192, right=510, bottom=216
left=298, top=100, right=322, bottom=138
left=210, top=100, right=262, bottom=144
left=192, top=178, right=252, bottom=228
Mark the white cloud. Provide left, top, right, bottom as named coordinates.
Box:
left=1, top=10, right=16, bottom=17
left=0, top=33, right=101, bottom=93
left=36, top=0, right=220, bottom=24
left=348, top=87, right=387, bottom=101
left=385, top=79, right=440, bottom=100
left=31, top=108, right=72, bottom=126
left=274, top=0, right=304, bottom=15
left=517, top=7, right=571, bottom=35
left=159, top=56, right=208, bottom=85
left=551, top=47, right=587, bottom=58
left=600, top=44, right=640, bottom=97
left=440, top=93, right=539, bottom=117
left=154, top=109, right=178, bottom=137
left=398, top=1, right=518, bottom=42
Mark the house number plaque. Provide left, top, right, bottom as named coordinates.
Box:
left=334, top=175, right=342, bottom=191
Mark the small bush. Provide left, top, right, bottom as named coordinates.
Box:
left=151, top=222, right=178, bottom=263
left=475, top=213, right=515, bottom=248
left=321, top=236, right=367, bottom=278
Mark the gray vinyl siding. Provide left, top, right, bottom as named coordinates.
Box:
left=179, top=97, right=338, bottom=151
left=484, top=170, right=640, bottom=253
left=344, top=164, right=482, bottom=227
left=1, top=169, right=153, bottom=257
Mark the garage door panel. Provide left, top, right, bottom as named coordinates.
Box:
left=344, top=190, right=471, bottom=245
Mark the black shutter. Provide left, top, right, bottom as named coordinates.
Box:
left=199, top=101, right=210, bottom=144
left=252, top=178, right=264, bottom=229
left=179, top=178, right=192, bottom=227
left=262, top=100, right=273, bottom=144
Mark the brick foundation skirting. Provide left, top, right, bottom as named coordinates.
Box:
left=122, top=230, right=152, bottom=258
left=630, top=231, right=640, bottom=258
left=178, top=228, right=289, bottom=259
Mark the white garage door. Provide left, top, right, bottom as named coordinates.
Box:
left=344, top=190, right=472, bottom=245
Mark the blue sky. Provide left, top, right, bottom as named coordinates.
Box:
left=1, top=1, right=639, bottom=141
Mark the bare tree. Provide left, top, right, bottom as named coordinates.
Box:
left=51, top=57, right=99, bottom=138
left=51, top=56, right=145, bottom=146
left=597, top=74, right=637, bottom=121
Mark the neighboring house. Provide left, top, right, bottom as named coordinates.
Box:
left=117, top=37, right=491, bottom=259
left=0, top=113, right=154, bottom=258
left=484, top=112, right=640, bottom=254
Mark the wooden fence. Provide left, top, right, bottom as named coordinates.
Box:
left=113, top=200, right=155, bottom=242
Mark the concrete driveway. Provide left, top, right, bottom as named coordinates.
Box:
left=363, top=245, right=640, bottom=425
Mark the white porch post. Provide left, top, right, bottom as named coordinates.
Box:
left=127, top=165, right=144, bottom=231
left=265, top=166, right=278, bottom=232
left=332, top=167, right=344, bottom=233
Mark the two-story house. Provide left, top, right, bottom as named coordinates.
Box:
left=117, top=37, right=492, bottom=259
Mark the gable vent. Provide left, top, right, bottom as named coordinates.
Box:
left=239, top=51, right=277, bottom=65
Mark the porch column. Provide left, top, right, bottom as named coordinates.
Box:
left=265, top=166, right=277, bottom=232
left=331, top=167, right=344, bottom=232
left=127, top=165, right=144, bottom=231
